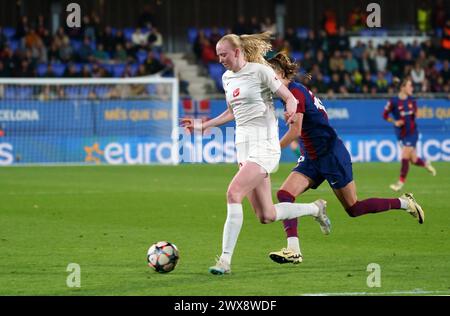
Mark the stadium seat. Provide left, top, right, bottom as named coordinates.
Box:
left=188, top=27, right=198, bottom=44
left=16, top=87, right=33, bottom=99
left=71, top=40, right=83, bottom=51
left=385, top=72, right=393, bottom=84
left=291, top=51, right=304, bottom=62
left=113, top=64, right=126, bottom=77
left=65, top=86, right=80, bottom=98
left=434, top=61, right=444, bottom=72
left=203, top=28, right=212, bottom=38
left=51, top=64, right=66, bottom=77
left=146, top=84, right=157, bottom=95
left=124, top=28, right=135, bottom=41
left=80, top=86, right=91, bottom=97
left=94, top=86, right=110, bottom=98
left=296, top=27, right=309, bottom=39
left=323, top=75, right=331, bottom=84
left=37, top=64, right=48, bottom=76
left=7, top=40, right=19, bottom=52
left=130, top=63, right=139, bottom=76
left=101, top=64, right=114, bottom=75
left=3, top=27, right=15, bottom=39
left=136, top=50, right=148, bottom=64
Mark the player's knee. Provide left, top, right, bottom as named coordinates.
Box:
left=226, top=187, right=244, bottom=204
left=258, top=214, right=274, bottom=224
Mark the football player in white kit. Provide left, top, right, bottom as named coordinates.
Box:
left=182, top=32, right=330, bottom=275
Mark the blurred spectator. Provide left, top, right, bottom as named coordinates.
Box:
left=148, top=27, right=163, bottom=52
left=335, top=26, right=350, bottom=52
left=249, top=17, right=261, bottom=34
left=343, top=51, right=358, bottom=73
left=393, top=41, right=408, bottom=61
left=193, top=30, right=207, bottom=61
left=261, top=17, right=276, bottom=35
left=132, top=28, right=149, bottom=47
left=114, top=29, right=126, bottom=48
left=329, top=50, right=344, bottom=73
left=408, top=39, right=422, bottom=59
left=63, top=63, right=80, bottom=77
left=375, top=72, right=388, bottom=92
left=45, top=64, right=56, bottom=78
left=301, top=51, right=314, bottom=72
left=441, top=20, right=450, bottom=59
left=14, top=60, right=33, bottom=77
left=159, top=53, right=174, bottom=77
left=285, top=27, right=301, bottom=51
left=347, top=6, right=366, bottom=31
left=144, top=51, right=164, bottom=75
left=441, top=60, right=450, bottom=83
left=351, top=40, right=366, bottom=60
left=374, top=48, right=388, bottom=73
left=411, top=61, right=426, bottom=90
left=93, top=43, right=110, bottom=63
left=59, top=38, right=74, bottom=63
left=77, top=37, right=94, bottom=62
left=83, top=15, right=97, bottom=41
left=304, top=30, right=319, bottom=53
left=322, top=10, right=337, bottom=36
left=209, top=27, right=222, bottom=48
left=417, top=0, right=432, bottom=33
left=0, top=61, right=10, bottom=77
left=114, top=44, right=128, bottom=63
left=201, top=38, right=218, bottom=65
left=80, top=65, right=91, bottom=78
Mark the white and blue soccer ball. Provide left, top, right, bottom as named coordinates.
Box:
left=147, top=241, right=179, bottom=273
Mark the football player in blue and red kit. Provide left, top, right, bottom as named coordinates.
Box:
left=383, top=77, right=436, bottom=192
left=267, top=53, right=426, bottom=264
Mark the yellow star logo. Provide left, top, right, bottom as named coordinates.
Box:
left=84, top=143, right=104, bottom=164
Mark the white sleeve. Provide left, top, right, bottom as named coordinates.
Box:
left=258, top=64, right=282, bottom=93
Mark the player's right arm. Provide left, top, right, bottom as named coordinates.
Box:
left=180, top=106, right=234, bottom=132
left=280, top=112, right=303, bottom=149
left=382, top=99, right=394, bottom=122
left=203, top=106, right=235, bottom=129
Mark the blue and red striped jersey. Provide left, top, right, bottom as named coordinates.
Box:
left=284, top=81, right=337, bottom=160
left=383, top=96, right=418, bottom=137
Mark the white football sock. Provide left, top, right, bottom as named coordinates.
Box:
left=399, top=198, right=408, bottom=210
left=220, top=203, right=243, bottom=265
left=287, top=237, right=301, bottom=255
left=275, top=202, right=319, bottom=221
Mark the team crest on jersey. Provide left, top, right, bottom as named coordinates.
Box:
left=233, top=88, right=240, bottom=98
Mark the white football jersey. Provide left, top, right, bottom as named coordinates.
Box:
left=222, top=62, right=282, bottom=143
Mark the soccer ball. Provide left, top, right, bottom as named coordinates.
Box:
left=147, top=241, right=179, bottom=273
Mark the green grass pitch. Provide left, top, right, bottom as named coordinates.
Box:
left=0, top=162, right=449, bottom=296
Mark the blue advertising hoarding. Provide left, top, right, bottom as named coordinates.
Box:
left=0, top=98, right=448, bottom=165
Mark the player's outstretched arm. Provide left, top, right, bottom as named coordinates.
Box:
left=280, top=113, right=303, bottom=149
left=180, top=107, right=234, bottom=132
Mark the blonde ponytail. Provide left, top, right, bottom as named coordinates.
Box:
left=218, top=31, right=273, bottom=66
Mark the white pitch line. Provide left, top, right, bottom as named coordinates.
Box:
left=301, top=289, right=450, bottom=296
